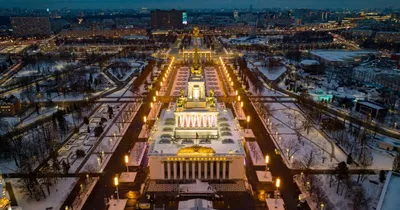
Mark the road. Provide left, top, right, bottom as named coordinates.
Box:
left=225, top=64, right=306, bottom=210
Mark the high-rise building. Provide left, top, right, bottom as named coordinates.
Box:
left=150, top=9, right=186, bottom=29
left=233, top=10, right=239, bottom=20
left=11, top=17, right=51, bottom=37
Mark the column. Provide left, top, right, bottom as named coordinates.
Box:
left=180, top=115, right=183, bottom=127
left=162, top=161, right=165, bottom=179
left=198, top=161, right=202, bottom=179
left=222, top=161, right=226, bottom=179
left=210, top=161, right=214, bottom=179
left=216, top=161, right=220, bottom=179
left=208, top=115, right=211, bottom=127
left=197, top=115, right=201, bottom=128
left=204, top=161, right=208, bottom=179
left=186, top=161, right=189, bottom=179
left=180, top=162, right=183, bottom=179
left=167, top=162, right=171, bottom=179
left=175, top=116, right=178, bottom=127
left=173, top=162, right=177, bottom=179
left=192, top=161, right=196, bottom=179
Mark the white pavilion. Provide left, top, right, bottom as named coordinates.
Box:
left=147, top=28, right=246, bottom=181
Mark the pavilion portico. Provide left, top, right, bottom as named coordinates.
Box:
left=182, top=50, right=212, bottom=62
left=175, top=112, right=218, bottom=128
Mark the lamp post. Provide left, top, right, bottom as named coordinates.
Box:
left=114, top=175, right=119, bottom=200
left=150, top=102, right=153, bottom=118
left=265, top=155, right=269, bottom=175
left=275, top=177, right=281, bottom=203
left=125, top=155, right=129, bottom=172
left=320, top=203, right=325, bottom=210
left=246, top=116, right=250, bottom=133
left=240, top=102, right=244, bottom=117
left=144, top=116, right=147, bottom=136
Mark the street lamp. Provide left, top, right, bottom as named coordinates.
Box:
left=265, top=155, right=269, bottom=173
left=237, top=95, right=241, bottom=102
left=275, top=177, right=281, bottom=203
left=235, top=90, right=238, bottom=96
left=125, top=155, right=129, bottom=172
left=114, top=175, right=119, bottom=200
left=320, top=203, right=325, bottom=210
left=247, top=116, right=250, bottom=132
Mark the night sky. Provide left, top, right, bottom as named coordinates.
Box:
left=0, top=0, right=399, bottom=9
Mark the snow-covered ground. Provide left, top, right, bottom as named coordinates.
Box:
left=250, top=85, right=348, bottom=169
left=204, top=67, right=224, bottom=96
left=295, top=174, right=384, bottom=210
left=246, top=141, right=267, bottom=166
left=171, top=67, right=190, bottom=96
left=7, top=177, right=78, bottom=210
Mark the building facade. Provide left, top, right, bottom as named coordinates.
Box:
left=148, top=30, right=245, bottom=180
left=151, top=9, right=186, bottom=29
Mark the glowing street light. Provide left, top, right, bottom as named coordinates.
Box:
left=320, top=203, right=325, bottom=210
left=274, top=177, right=281, bottom=203
left=237, top=95, right=241, bottom=102
left=265, top=155, right=269, bottom=173
left=114, top=175, right=119, bottom=200
left=247, top=116, right=250, bottom=132
left=125, top=155, right=129, bottom=172
left=153, top=96, right=156, bottom=102
left=235, top=90, right=238, bottom=96
left=275, top=177, right=280, bottom=189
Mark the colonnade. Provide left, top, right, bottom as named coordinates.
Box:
left=175, top=114, right=217, bottom=128
left=163, top=160, right=229, bottom=180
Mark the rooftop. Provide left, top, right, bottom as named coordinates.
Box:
left=377, top=171, right=400, bottom=210
left=148, top=104, right=245, bottom=157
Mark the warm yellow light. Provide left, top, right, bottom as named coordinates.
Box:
left=150, top=102, right=153, bottom=108
left=114, top=176, right=119, bottom=186
left=125, top=155, right=129, bottom=164
left=276, top=178, right=281, bottom=188
left=144, top=116, right=147, bottom=123
left=156, top=91, right=159, bottom=96
left=247, top=116, right=250, bottom=122
left=265, top=155, right=269, bottom=164
left=235, top=90, right=238, bottom=96
left=241, top=102, right=243, bottom=108
left=153, top=96, right=156, bottom=102
left=238, top=96, right=241, bottom=101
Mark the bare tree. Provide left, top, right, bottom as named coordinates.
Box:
left=302, top=151, right=317, bottom=173
left=349, top=186, right=370, bottom=210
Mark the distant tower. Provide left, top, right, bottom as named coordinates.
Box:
left=233, top=9, right=239, bottom=20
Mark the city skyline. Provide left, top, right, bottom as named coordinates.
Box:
left=0, top=0, right=399, bottom=10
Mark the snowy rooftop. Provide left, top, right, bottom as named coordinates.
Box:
left=377, top=171, right=400, bottom=210
left=310, top=50, right=376, bottom=62
left=301, top=59, right=320, bottom=66
left=148, top=105, right=245, bottom=157
left=357, top=101, right=387, bottom=110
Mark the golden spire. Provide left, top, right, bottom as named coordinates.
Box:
left=191, top=27, right=202, bottom=76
